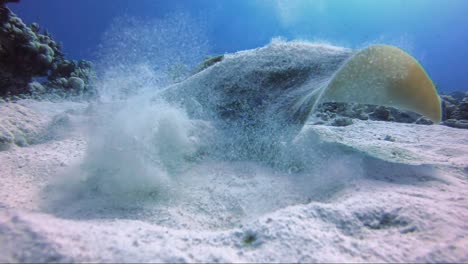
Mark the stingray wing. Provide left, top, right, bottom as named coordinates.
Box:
left=317, top=45, right=441, bottom=123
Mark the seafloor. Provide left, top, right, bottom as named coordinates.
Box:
left=0, top=99, right=467, bottom=262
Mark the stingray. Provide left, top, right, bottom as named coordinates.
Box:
left=157, top=43, right=441, bottom=161
left=162, top=43, right=440, bottom=128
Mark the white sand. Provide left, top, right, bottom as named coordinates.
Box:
left=0, top=99, right=467, bottom=263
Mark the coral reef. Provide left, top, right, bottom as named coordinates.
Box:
left=441, top=91, right=468, bottom=128
left=314, top=103, right=433, bottom=126
left=45, top=59, right=96, bottom=96
left=313, top=91, right=468, bottom=129
left=0, top=5, right=95, bottom=97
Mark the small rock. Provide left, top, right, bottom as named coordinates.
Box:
left=441, top=95, right=459, bottom=105
left=331, top=117, right=354, bottom=127
left=442, top=99, right=457, bottom=120
left=357, top=112, right=369, bottom=120
left=448, top=91, right=466, bottom=102
left=370, top=106, right=392, bottom=121
left=415, top=117, right=433, bottom=125
left=443, top=119, right=468, bottom=129
left=452, top=101, right=468, bottom=120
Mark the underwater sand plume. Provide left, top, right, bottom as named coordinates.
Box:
left=45, top=40, right=445, bottom=213
left=41, top=39, right=447, bottom=231
left=42, top=40, right=444, bottom=204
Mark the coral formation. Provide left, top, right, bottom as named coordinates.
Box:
left=314, top=103, right=433, bottom=126
left=0, top=5, right=95, bottom=97
left=312, top=91, right=468, bottom=129
left=440, top=91, right=468, bottom=128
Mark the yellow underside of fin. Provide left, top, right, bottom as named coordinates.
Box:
left=319, top=45, right=441, bottom=123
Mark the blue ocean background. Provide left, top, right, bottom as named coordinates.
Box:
left=9, top=0, right=468, bottom=92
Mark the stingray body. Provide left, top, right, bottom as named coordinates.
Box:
left=159, top=41, right=441, bottom=160
left=163, top=42, right=440, bottom=125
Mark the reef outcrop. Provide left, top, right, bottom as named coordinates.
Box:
left=0, top=5, right=95, bottom=97
left=313, top=103, right=433, bottom=126
left=440, top=91, right=468, bottom=129
left=308, top=91, right=468, bottom=129
left=312, top=91, right=468, bottom=129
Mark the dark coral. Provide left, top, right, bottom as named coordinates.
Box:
left=0, top=6, right=56, bottom=95
left=314, top=90, right=468, bottom=129
left=441, top=91, right=468, bottom=129
left=0, top=5, right=95, bottom=97
left=315, top=102, right=429, bottom=125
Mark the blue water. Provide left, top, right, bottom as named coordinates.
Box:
left=8, top=0, right=468, bottom=92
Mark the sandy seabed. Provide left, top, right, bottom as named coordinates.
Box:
left=0, top=99, right=467, bottom=263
